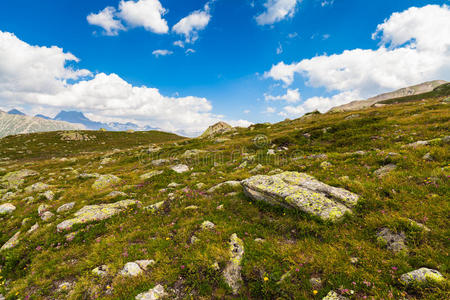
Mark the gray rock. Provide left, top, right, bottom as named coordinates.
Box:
left=404, top=140, right=429, bottom=148
left=78, top=173, right=100, bottom=179
left=57, top=199, right=141, bottom=231
left=310, top=277, right=322, bottom=289
left=374, top=164, right=397, bottom=178
left=376, top=228, right=407, bottom=252
left=92, top=265, right=109, bottom=277
left=41, top=190, right=55, bottom=201
left=120, top=262, right=143, bottom=277
left=0, top=231, right=20, bottom=251
left=135, top=284, right=167, bottom=300
left=41, top=211, right=55, bottom=222
left=171, top=164, right=189, bottom=173
left=57, top=281, right=74, bottom=292
left=24, top=182, right=50, bottom=193
left=201, top=220, right=215, bottom=230
left=0, top=203, right=16, bottom=215
left=92, top=174, right=121, bottom=191
left=38, top=204, right=50, bottom=215
left=322, top=290, right=348, bottom=300
left=27, top=223, right=39, bottom=234
left=152, top=159, right=169, bottom=166
left=181, top=149, right=206, bottom=158
left=320, top=161, right=333, bottom=169
left=207, top=181, right=241, bottom=194
left=145, top=201, right=165, bottom=212
left=307, top=154, right=328, bottom=160
left=57, top=202, right=75, bottom=213
left=422, top=153, right=433, bottom=161
left=135, top=259, right=156, bottom=271
left=250, top=164, right=264, bottom=174
left=223, top=234, right=244, bottom=295
left=241, top=172, right=359, bottom=222
left=399, top=268, right=444, bottom=286
left=1, top=169, right=38, bottom=188
left=107, top=191, right=128, bottom=198
left=140, top=170, right=163, bottom=180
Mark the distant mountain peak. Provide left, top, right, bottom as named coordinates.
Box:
left=7, top=109, right=26, bottom=116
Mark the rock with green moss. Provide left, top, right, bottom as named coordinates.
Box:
left=223, top=233, right=244, bottom=295
left=400, top=268, right=444, bottom=286
left=376, top=228, right=407, bottom=253
left=56, top=199, right=141, bottom=231
left=0, top=230, right=20, bottom=251
left=241, top=172, right=359, bottom=222
left=92, top=174, right=121, bottom=191
left=24, top=182, right=50, bottom=193
left=0, top=203, right=16, bottom=215
left=1, top=169, right=38, bottom=188
left=140, top=170, right=163, bottom=180
left=322, top=290, right=348, bottom=300
left=135, top=284, right=167, bottom=300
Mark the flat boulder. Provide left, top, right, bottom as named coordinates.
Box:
left=400, top=268, right=444, bottom=286
left=223, top=233, right=244, bottom=295
left=92, top=174, right=121, bottom=191
left=241, top=172, right=359, bottom=222
left=171, top=164, right=189, bottom=174
left=0, top=203, right=16, bottom=215
left=1, top=169, right=38, bottom=188
left=24, top=182, right=50, bottom=193
left=135, top=284, right=167, bottom=300
left=57, top=199, right=141, bottom=231
left=140, top=170, right=163, bottom=180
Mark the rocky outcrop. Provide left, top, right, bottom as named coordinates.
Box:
left=223, top=234, right=244, bottom=295
left=92, top=174, right=121, bottom=191
left=241, top=172, right=359, bottom=222
left=57, top=199, right=140, bottom=231
left=376, top=228, right=407, bottom=252
left=200, top=122, right=233, bottom=138
left=1, top=169, right=38, bottom=188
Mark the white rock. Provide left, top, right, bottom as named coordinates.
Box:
left=135, top=284, right=167, bottom=300
left=38, top=204, right=50, bottom=215
left=120, top=262, right=143, bottom=277
left=201, top=221, right=215, bottom=230
left=135, top=259, right=156, bottom=271
left=0, top=203, right=16, bottom=215
left=57, top=202, right=75, bottom=213
left=92, top=265, right=109, bottom=277
left=41, top=211, right=55, bottom=222
left=171, top=164, right=190, bottom=174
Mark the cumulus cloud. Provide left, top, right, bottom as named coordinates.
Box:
left=152, top=49, right=173, bottom=57
left=265, top=4, right=450, bottom=115
left=0, top=30, right=249, bottom=136
left=265, top=88, right=301, bottom=103
left=172, top=2, right=212, bottom=43
left=118, top=0, right=169, bottom=34
left=256, top=0, right=300, bottom=25
left=87, top=7, right=125, bottom=36
left=173, top=40, right=184, bottom=48
left=87, top=0, right=168, bottom=35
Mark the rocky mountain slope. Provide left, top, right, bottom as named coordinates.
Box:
left=329, top=80, right=447, bottom=112
left=0, top=111, right=85, bottom=139
left=0, top=92, right=449, bottom=299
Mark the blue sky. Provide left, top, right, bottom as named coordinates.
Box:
left=0, top=0, right=449, bottom=135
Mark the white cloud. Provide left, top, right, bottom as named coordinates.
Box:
left=264, top=106, right=276, bottom=113
left=87, top=0, right=169, bottom=35
left=265, top=5, right=450, bottom=113
left=173, top=40, right=184, bottom=48
left=276, top=43, right=283, bottom=54
left=243, top=110, right=250, bottom=114
left=185, top=48, right=196, bottom=54
left=87, top=7, right=125, bottom=36
left=256, top=0, right=300, bottom=25
left=265, top=88, right=301, bottom=103
left=0, top=30, right=249, bottom=136
left=152, top=49, right=173, bottom=57
left=118, top=0, right=169, bottom=34
left=321, top=0, right=334, bottom=7
left=172, top=2, right=212, bottom=43
left=322, top=34, right=330, bottom=40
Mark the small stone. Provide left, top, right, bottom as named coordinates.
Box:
left=0, top=231, right=20, bottom=251
left=184, top=205, right=198, bottom=210
left=27, top=223, right=39, bottom=234
left=167, top=182, right=181, bottom=188
left=322, top=290, right=348, bottom=300
left=171, top=164, right=190, bottom=174
left=38, top=204, right=50, bottom=215
left=407, top=218, right=431, bottom=232
left=267, top=149, right=276, bottom=155
left=140, top=170, right=163, bottom=180
left=152, top=159, right=169, bottom=166
left=24, top=196, right=35, bottom=204
left=0, top=203, right=16, bottom=215
left=310, top=277, right=322, bottom=289
left=58, top=281, right=73, bottom=292
left=92, top=265, right=109, bottom=277
left=399, top=268, right=444, bottom=286
left=41, top=211, right=55, bottom=222
left=120, top=262, right=143, bottom=277
left=350, top=257, right=359, bottom=264
left=422, top=153, right=433, bottom=161
left=135, top=284, right=167, bottom=300
left=376, top=228, right=407, bottom=253
left=135, top=259, right=156, bottom=271
left=254, top=238, right=265, bottom=243
left=24, top=182, right=50, bottom=193
left=250, top=164, right=264, bottom=174
left=42, top=190, right=55, bottom=201
left=237, top=161, right=248, bottom=169
left=216, top=204, right=224, bottom=210
left=374, top=164, right=397, bottom=178
left=207, top=181, right=241, bottom=194
left=195, top=182, right=206, bottom=189
left=145, top=201, right=165, bottom=212
left=92, top=174, right=121, bottom=191
left=320, top=161, right=333, bottom=169
left=190, top=235, right=199, bottom=244
left=201, top=220, right=215, bottom=230
left=100, top=157, right=114, bottom=165
left=57, top=202, right=75, bottom=213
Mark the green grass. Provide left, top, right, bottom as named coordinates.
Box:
left=0, top=95, right=449, bottom=299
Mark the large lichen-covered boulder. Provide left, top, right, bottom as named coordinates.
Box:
left=1, top=169, right=38, bottom=188
left=241, top=172, right=359, bottom=222
left=223, top=233, right=244, bottom=295
left=135, top=284, right=167, bottom=300
left=56, top=199, right=141, bottom=231
left=0, top=203, right=16, bottom=215
left=24, top=182, right=50, bottom=193
left=92, top=174, right=121, bottom=191
left=400, top=268, right=444, bottom=286
left=140, top=170, right=163, bottom=180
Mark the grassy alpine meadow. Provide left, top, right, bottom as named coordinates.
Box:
left=0, top=95, right=449, bottom=299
